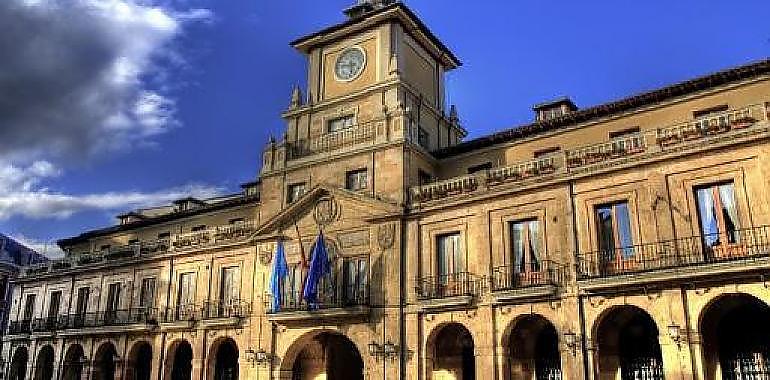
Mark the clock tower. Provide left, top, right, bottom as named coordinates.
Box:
left=260, top=0, right=464, bottom=216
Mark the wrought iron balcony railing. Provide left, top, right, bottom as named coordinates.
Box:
left=576, top=225, right=770, bottom=280
left=8, top=319, right=32, bottom=335
left=491, top=260, right=565, bottom=291
left=415, top=272, right=480, bottom=300
left=201, top=299, right=251, bottom=319
left=32, top=317, right=58, bottom=333
left=163, top=304, right=200, bottom=323
left=266, top=284, right=370, bottom=314
left=58, top=308, right=160, bottom=329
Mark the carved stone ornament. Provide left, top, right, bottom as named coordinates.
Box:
left=313, top=197, right=339, bottom=227
left=377, top=224, right=396, bottom=250
left=259, top=247, right=273, bottom=266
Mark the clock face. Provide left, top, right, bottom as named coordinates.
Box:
left=334, top=47, right=366, bottom=82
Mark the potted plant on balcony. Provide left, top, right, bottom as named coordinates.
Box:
left=731, top=116, right=757, bottom=130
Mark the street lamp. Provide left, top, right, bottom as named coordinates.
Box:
left=668, top=323, right=683, bottom=348
left=245, top=348, right=272, bottom=366
left=563, top=331, right=580, bottom=356
left=368, top=341, right=399, bottom=361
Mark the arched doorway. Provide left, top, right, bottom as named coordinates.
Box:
left=62, top=344, right=85, bottom=380
left=93, top=342, right=119, bottom=380
left=9, top=346, right=29, bottom=380
left=126, top=342, right=153, bottom=380
left=429, top=323, right=475, bottom=380
left=168, top=340, right=194, bottom=380
left=700, top=294, right=770, bottom=380
left=506, top=315, right=562, bottom=380
left=594, top=306, right=664, bottom=380
left=208, top=338, right=239, bottom=380
left=34, top=345, right=55, bottom=380
left=288, top=332, right=364, bottom=380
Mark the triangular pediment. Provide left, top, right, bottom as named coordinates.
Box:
left=251, top=185, right=401, bottom=242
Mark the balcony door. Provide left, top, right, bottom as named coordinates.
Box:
left=343, top=257, right=368, bottom=304
left=510, top=219, right=543, bottom=286
left=219, top=267, right=240, bottom=316
left=46, top=291, right=61, bottom=329
left=596, top=201, right=635, bottom=273
left=74, top=287, right=89, bottom=326
left=436, top=233, right=464, bottom=294
left=22, top=294, right=35, bottom=322
left=695, top=182, right=741, bottom=259
left=104, top=283, right=121, bottom=323
left=177, top=273, right=196, bottom=319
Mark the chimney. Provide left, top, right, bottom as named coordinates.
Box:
left=533, top=97, right=578, bottom=122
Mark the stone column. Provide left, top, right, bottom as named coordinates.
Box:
left=688, top=332, right=706, bottom=380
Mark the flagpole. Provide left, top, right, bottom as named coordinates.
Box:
left=294, top=221, right=309, bottom=306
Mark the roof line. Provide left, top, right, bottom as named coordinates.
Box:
left=433, top=58, right=770, bottom=159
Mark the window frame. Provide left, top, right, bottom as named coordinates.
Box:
left=694, top=181, right=741, bottom=246
left=594, top=200, right=635, bottom=257
left=508, top=219, right=543, bottom=274
left=345, top=169, right=369, bottom=191
left=287, top=182, right=307, bottom=204
left=327, top=115, right=355, bottom=133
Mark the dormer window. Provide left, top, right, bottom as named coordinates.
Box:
left=533, top=97, right=578, bottom=122
left=328, top=115, right=355, bottom=133
left=117, top=212, right=144, bottom=225
left=241, top=181, right=261, bottom=199
left=173, top=198, right=205, bottom=213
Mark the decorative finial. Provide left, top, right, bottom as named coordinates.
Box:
left=289, top=86, right=303, bottom=110
left=449, top=104, right=459, bottom=124
left=344, top=0, right=397, bottom=19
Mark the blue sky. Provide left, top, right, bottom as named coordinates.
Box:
left=2, top=0, right=769, bottom=255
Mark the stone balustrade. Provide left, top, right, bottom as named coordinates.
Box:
left=286, top=122, right=377, bottom=160
left=411, top=104, right=768, bottom=204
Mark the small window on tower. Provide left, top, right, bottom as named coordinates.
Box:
left=467, top=162, right=492, bottom=174
left=328, top=115, right=355, bottom=133
left=287, top=183, right=306, bottom=204
left=346, top=169, right=368, bottom=191
left=418, top=127, right=430, bottom=149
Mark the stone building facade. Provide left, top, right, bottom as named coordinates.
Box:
left=4, top=1, right=770, bottom=380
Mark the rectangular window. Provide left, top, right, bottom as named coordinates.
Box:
left=287, top=183, right=306, bottom=204
left=436, top=233, right=463, bottom=278
left=158, top=232, right=170, bottom=240
left=467, top=162, right=492, bottom=174
left=418, top=127, right=430, bottom=149
left=191, top=225, right=207, bottom=232
left=228, top=218, right=245, bottom=225
left=75, top=287, right=89, bottom=315
left=139, top=278, right=156, bottom=308
left=609, top=127, right=641, bottom=139
left=534, top=147, right=561, bottom=158
left=695, top=182, right=740, bottom=247
left=595, top=201, right=634, bottom=258
left=328, top=115, right=355, bottom=133
left=343, top=258, right=368, bottom=302
left=105, top=283, right=121, bottom=313
left=220, top=267, right=240, bottom=304
left=346, top=169, right=368, bottom=191
left=23, top=294, right=36, bottom=321
left=47, top=291, right=61, bottom=319
left=693, top=104, right=729, bottom=119
left=178, top=273, right=196, bottom=306
left=99, top=244, right=111, bottom=253
left=509, top=220, right=542, bottom=273
left=128, top=238, right=140, bottom=245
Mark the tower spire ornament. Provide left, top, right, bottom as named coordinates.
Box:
left=344, top=0, right=398, bottom=19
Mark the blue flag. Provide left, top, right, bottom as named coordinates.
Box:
left=303, top=232, right=330, bottom=306
left=269, top=240, right=288, bottom=312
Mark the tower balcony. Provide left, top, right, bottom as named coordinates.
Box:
left=286, top=122, right=377, bottom=160
left=266, top=283, right=370, bottom=323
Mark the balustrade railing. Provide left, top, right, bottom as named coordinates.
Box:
left=411, top=104, right=768, bottom=204
left=58, top=308, right=160, bottom=329
left=32, top=317, right=58, bottom=333
left=287, top=122, right=377, bottom=160
left=576, top=225, right=770, bottom=279
left=415, top=272, right=479, bottom=300
left=164, top=304, right=199, bottom=323
left=24, top=221, right=256, bottom=277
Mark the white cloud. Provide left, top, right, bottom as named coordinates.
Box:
left=0, top=0, right=221, bottom=241
left=6, top=235, right=66, bottom=259
left=0, top=0, right=211, bottom=161
left=0, top=162, right=224, bottom=221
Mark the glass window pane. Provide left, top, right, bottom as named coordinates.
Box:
left=596, top=205, right=615, bottom=252
left=510, top=222, right=525, bottom=272
left=718, top=184, right=740, bottom=242
left=615, top=202, right=634, bottom=258
left=696, top=187, right=719, bottom=246
left=528, top=220, right=542, bottom=269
